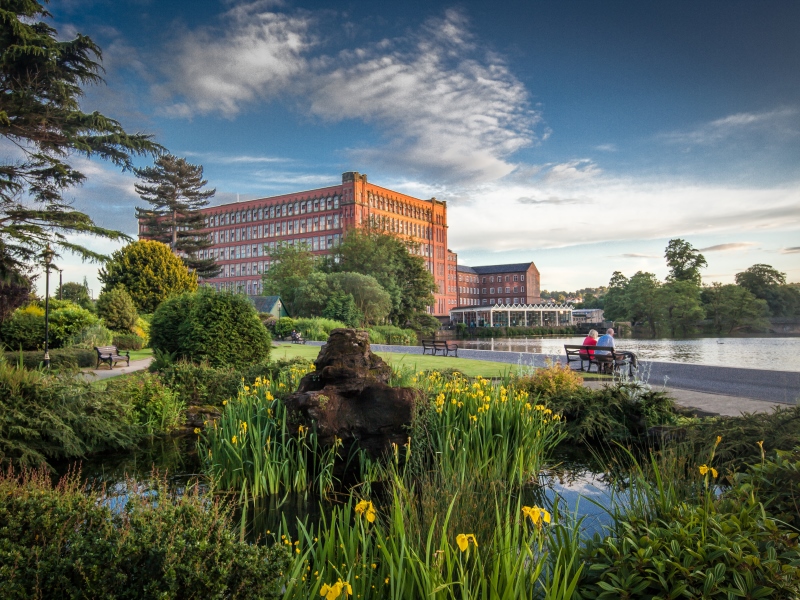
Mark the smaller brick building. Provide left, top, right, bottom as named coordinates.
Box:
left=456, top=262, right=541, bottom=307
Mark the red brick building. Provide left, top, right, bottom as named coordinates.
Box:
left=138, top=172, right=457, bottom=316
left=456, top=262, right=541, bottom=307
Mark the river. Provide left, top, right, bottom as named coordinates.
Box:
left=456, top=336, right=800, bottom=372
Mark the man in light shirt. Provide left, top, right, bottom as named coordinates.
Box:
left=595, top=328, right=615, bottom=355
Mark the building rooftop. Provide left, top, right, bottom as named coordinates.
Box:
left=248, top=295, right=282, bottom=314
left=456, top=265, right=478, bottom=274
left=465, top=262, right=536, bottom=275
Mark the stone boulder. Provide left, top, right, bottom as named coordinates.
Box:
left=283, top=328, right=416, bottom=457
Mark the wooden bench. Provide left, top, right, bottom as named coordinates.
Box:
left=422, top=339, right=459, bottom=357
left=565, top=344, right=631, bottom=373
left=290, top=333, right=306, bottom=344
left=94, top=345, right=130, bottom=370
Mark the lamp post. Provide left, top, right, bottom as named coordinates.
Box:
left=42, top=246, right=55, bottom=368
left=58, top=269, right=63, bottom=299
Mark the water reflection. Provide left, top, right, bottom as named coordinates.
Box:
left=457, top=336, right=800, bottom=371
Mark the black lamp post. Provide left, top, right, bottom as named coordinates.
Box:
left=58, top=269, right=63, bottom=300
left=42, top=246, right=55, bottom=368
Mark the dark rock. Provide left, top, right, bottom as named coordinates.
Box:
left=284, top=328, right=416, bottom=457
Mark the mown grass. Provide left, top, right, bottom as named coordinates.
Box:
left=271, top=343, right=523, bottom=379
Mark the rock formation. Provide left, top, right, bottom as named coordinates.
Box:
left=283, top=328, right=416, bottom=457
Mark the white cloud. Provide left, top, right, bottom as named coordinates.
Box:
left=155, top=1, right=315, bottom=118
left=699, top=242, right=756, bottom=252
left=306, top=9, right=541, bottom=182
left=182, top=151, right=292, bottom=165
left=156, top=6, right=541, bottom=182
left=661, top=107, right=798, bottom=146
left=781, top=246, right=800, bottom=254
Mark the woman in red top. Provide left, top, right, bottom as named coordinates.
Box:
left=580, top=329, right=598, bottom=358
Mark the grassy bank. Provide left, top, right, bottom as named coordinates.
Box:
left=271, top=342, right=522, bottom=378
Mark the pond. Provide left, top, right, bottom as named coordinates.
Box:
left=61, top=438, right=618, bottom=542
left=457, top=336, right=800, bottom=371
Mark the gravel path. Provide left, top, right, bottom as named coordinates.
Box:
left=82, top=357, right=153, bottom=380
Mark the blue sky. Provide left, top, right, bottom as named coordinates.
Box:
left=42, top=0, right=800, bottom=295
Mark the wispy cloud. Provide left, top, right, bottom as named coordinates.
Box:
left=516, top=195, right=587, bottom=205
left=595, top=143, right=617, bottom=152
left=781, top=246, right=800, bottom=254
left=154, top=1, right=315, bottom=118
left=621, top=253, right=659, bottom=258
left=661, top=107, right=798, bottom=146
left=699, top=242, right=756, bottom=252
left=183, top=151, right=292, bottom=165
left=154, top=6, right=542, bottom=182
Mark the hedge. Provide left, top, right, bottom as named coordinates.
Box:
left=2, top=348, right=97, bottom=369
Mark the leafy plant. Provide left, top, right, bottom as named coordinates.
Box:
left=0, top=469, right=290, bottom=599
left=96, top=285, right=138, bottom=332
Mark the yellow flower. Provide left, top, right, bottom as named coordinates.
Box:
left=194, top=427, right=201, bottom=435
left=298, top=424, right=306, bottom=435
left=757, top=440, right=764, bottom=451
left=715, top=435, right=722, bottom=445
left=232, top=435, right=238, bottom=444
left=469, top=415, right=477, bottom=422
left=699, top=464, right=718, bottom=478
left=355, top=499, right=376, bottom=523
left=455, top=533, right=478, bottom=552
left=244, top=386, right=250, bottom=392
left=222, top=400, right=228, bottom=406
left=522, top=506, right=551, bottom=528
left=241, top=421, right=248, bottom=432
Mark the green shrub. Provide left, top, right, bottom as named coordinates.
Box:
left=322, top=290, right=361, bottom=327
left=733, top=446, right=800, bottom=530
left=151, top=288, right=271, bottom=368
left=106, top=372, right=185, bottom=435
left=369, top=325, right=416, bottom=345
left=68, top=322, right=113, bottom=348
left=2, top=348, right=97, bottom=369
left=113, top=333, right=144, bottom=350
left=0, top=469, right=290, bottom=599
left=0, top=305, right=45, bottom=350
left=579, top=494, right=800, bottom=598
left=273, top=316, right=294, bottom=340
left=47, top=303, right=99, bottom=348
left=366, top=328, right=385, bottom=344
left=515, top=362, right=584, bottom=398
left=96, top=285, right=138, bottom=332
left=0, top=360, right=140, bottom=467
left=293, top=317, right=347, bottom=341
left=149, top=292, right=193, bottom=355
left=157, top=360, right=274, bottom=406
left=542, top=381, right=677, bottom=443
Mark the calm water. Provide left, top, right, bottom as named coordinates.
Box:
left=457, top=336, right=800, bottom=372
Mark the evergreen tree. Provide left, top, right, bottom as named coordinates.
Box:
left=0, top=0, right=161, bottom=278
left=134, top=155, right=219, bottom=278
left=96, top=285, right=137, bottom=332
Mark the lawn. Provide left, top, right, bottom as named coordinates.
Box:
left=128, top=348, right=153, bottom=361
left=271, top=343, right=523, bottom=378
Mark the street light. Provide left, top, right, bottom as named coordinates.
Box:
left=42, top=246, right=55, bottom=368
left=58, top=269, right=63, bottom=300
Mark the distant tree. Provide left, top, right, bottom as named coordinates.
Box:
left=96, top=286, right=138, bottom=332
left=56, top=282, right=93, bottom=310
left=327, top=272, right=392, bottom=326
left=325, top=230, right=435, bottom=325
left=99, top=241, right=198, bottom=313
left=602, top=271, right=629, bottom=321
left=134, top=155, right=219, bottom=278
left=407, top=312, right=442, bottom=337
left=665, top=239, right=707, bottom=285
left=293, top=271, right=330, bottom=317
left=658, top=280, right=704, bottom=337
left=261, top=242, right=316, bottom=316
left=0, top=0, right=161, bottom=278
left=577, top=293, right=604, bottom=310
left=703, top=283, right=769, bottom=333
left=735, top=264, right=800, bottom=317
left=322, top=291, right=361, bottom=327
left=624, top=272, right=661, bottom=337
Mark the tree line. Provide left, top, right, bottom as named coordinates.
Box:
left=584, top=239, right=800, bottom=335
left=261, top=230, right=441, bottom=333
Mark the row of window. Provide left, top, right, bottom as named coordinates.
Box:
left=203, top=235, right=343, bottom=268
left=368, top=215, right=431, bottom=239
left=204, top=197, right=341, bottom=228
left=458, top=286, right=526, bottom=295
left=458, top=273, right=529, bottom=284
left=212, top=215, right=341, bottom=244
left=367, top=193, right=432, bottom=221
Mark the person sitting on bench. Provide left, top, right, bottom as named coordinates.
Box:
left=290, top=329, right=303, bottom=343
left=580, top=329, right=598, bottom=359
left=595, top=328, right=616, bottom=373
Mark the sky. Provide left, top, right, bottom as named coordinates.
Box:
left=37, top=0, right=800, bottom=296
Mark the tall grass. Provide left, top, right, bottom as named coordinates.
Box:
left=199, top=362, right=340, bottom=499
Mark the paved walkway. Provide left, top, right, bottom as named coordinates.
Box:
left=82, top=357, right=153, bottom=380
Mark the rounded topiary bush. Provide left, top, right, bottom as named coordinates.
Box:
left=151, top=288, right=271, bottom=368
left=96, top=285, right=138, bottom=332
